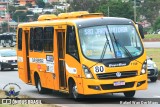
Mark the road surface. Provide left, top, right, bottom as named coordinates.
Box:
left=143, top=42, right=160, bottom=48
left=0, top=70, right=160, bottom=107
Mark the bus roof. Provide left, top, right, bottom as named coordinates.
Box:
left=18, top=17, right=133, bottom=28
left=18, top=11, right=133, bottom=28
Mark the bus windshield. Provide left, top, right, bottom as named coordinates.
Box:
left=79, top=25, right=143, bottom=60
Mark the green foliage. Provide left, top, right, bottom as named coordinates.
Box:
left=45, top=3, right=53, bottom=8
left=16, top=6, right=26, bottom=10
left=68, top=0, right=135, bottom=20
left=33, top=13, right=39, bottom=21
left=25, top=3, right=33, bottom=8
left=26, top=11, right=34, bottom=15
left=97, top=1, right=134, bottom=20
left=54, top=9, right=65, bottom=15
left=153, top=17, right=160, bottom=31
left=44, top=11, right=52, bottom=14
left=68, top=0, right=101, bottom=12
left=12, top=11, right=29, bottom=22
left=35, top=0, right=45, bottom=8
left=1, top=22, right=8, bottom=33
left=139, top=0, right=160, bottom=25
left=8, top=5, right=16, bottom=18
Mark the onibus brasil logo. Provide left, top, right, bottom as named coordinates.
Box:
left=3, top=83, right=21, bottom=99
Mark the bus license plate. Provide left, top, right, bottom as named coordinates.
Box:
left=114, top=81, right=125, bottom=86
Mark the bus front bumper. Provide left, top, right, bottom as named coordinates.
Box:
left=81, top=74, right=148, bottom=95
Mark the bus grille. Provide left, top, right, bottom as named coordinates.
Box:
left=97, top=71, right=137, bottom=79
left=101, top=82, right=135, bottom=90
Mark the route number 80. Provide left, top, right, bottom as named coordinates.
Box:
left=94, top=65, right=105, bottom=73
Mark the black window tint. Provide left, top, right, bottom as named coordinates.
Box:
left=34, top=27, right=43, bottom=51
left=30, top=28, right=34, bottom=51
left=66, top=26, right=79, bottom=60
left=18, top=28, right=22, bottom=50
left=44, top=27, right=53, bottom=52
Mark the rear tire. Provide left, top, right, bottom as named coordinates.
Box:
left=150, top=77, right=158, bottom=82
left=36, top=77, right=48, bottom=94
left=0, top=64, right=4, bottom=71
left=11, top=68, right=14, bottom=71
left=69, top=80, right=83, bottom=100
left=124, top=91, right=135, bottom=98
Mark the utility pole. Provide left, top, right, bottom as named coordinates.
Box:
left=134, top=0, right=136, bottom=22
left=108, top=6, right=110, bottom=17
left=6, top=0, right=10, bottom=32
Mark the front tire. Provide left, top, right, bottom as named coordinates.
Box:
left=124, top=91, right=135, bottom=98
left=69, top=81, right=82, bottom=99
left=150, top=77, right=158, bottom=82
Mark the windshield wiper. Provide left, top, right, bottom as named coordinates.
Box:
left=111, top=32, right=133, bottom=60
left=89, top=30, right=111, bottom=70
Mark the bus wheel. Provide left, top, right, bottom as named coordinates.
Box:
left=36, top=77, right=47, bottom=94
left=0, top=64, right=4, bottom=71
left=123, top=91, right=135, bottom=98
left=69, top=81, right=82, bottom=99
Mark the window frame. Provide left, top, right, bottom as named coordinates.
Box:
left=44, top=27, right=54, bottom=53
left=33, top=27, right=44, bottom=52
left=18, top=28, right=22, bottom=50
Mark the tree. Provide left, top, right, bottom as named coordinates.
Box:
left=12, top=11, right=29, bottom=22
left=153, top=17, right=160, bottom=31
left=16, top=6, right=27, bottom=10
left=25, top=3, right=33, bottom=8
left=45, top=3, right=53, bottom=8
left=68, top=0, right=102, bottom=12
left=44, top=11, right=52, bottom=14
left=35, top=0, right=45, bottom=8
left=33, top=13, right=39, bottom=21
left=8, top=5, right=16, bottom=18
left=97, top=1, right=134, bottom=20
left=139, top=0, right=160, bottom=26
left=1, top=22, right=8, bottom=33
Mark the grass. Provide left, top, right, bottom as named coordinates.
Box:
left=145, top=48, right=160, bottom=74
left=144, top=34, right=160, bottom=40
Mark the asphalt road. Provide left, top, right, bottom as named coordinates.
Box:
left=143, top=42, right=160, bottom=48
left=0, top=70, right=160, bottom=107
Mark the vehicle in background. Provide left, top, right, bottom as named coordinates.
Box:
left=0, top=49, right=17, bottom=71
left=0, top=32, right=16, bottom=47
left=147, top=57, right=159, bottom=82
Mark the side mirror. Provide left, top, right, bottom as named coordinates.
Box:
left=149, top=58, right=153, bottom=60
left=136, top=23, right=144, bottom=39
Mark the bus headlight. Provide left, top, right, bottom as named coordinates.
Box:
left=153, top=63, right=157, bottom=68
left=82, top=65, right=94, bottom=79
left=141, top=60, right=147, bottom=75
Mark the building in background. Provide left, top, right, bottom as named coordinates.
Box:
left=17, top=0, right=36, bottom=6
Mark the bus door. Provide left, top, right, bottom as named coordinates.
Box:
left=24, top=30, right=31, bottom=82
left=17, top=28, right=31, bottom=83
left=56, top=29, right=67, bottom=89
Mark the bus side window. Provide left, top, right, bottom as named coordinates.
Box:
left=34, top=27, right=43, bottom=52
left=44, top=27, right=53, bottom=52
left=66, top=26, right=79, bottom=60
left=30, top=28, right=34, bottom=51
left=18, top=28, right=22, bottom=50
